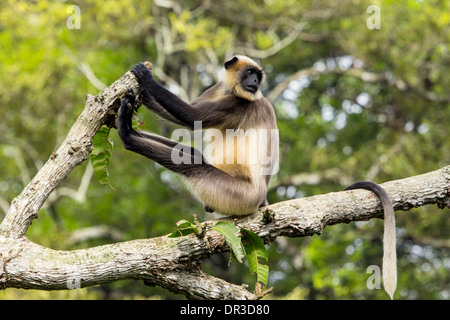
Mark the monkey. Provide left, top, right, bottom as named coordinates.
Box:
left=345, top=181, right=396, bottom=299
left=117, top=56, right=396, bottom=299
left=117, top=55, right=279, bottom=216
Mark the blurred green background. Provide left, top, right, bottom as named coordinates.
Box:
left=0, top=0, right=448, bottom=300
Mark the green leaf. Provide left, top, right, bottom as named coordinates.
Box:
left=90, top=126, right=114, bottom=187
left=168, top=219, right=199, bottom=238
left=242, top=229, right=269, bottom=286
left=175, top=219, right=194, bottom=228
left=212, top=221, right=245, bottom=263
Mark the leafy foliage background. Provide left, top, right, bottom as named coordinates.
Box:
left=0, top=0, right=448, bottom=299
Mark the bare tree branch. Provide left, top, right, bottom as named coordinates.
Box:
left=267, top=67, right=316, bottom=103
left=67, top=225, right=123, bottom=245
left=268, top=65, right=450, bottom=103
left=238, top=20, right=308, bottom=59
left=48, top=163, right=94, bottom=204
left=0, top=65, right=448, bottom=299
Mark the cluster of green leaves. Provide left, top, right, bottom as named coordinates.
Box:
left=91, top=101, right=147, bottom=188
left=170, top=220, right=269, bottom=287
left=90, top=126, right=114, bottom=187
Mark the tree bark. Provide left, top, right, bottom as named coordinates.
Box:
left=0, top=65, right=449, bottom=299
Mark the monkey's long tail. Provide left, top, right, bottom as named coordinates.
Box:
left=345, top=181, right=397, bottom=299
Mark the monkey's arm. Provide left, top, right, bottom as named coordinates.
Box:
left=137, top=93, right=187, bottom=127
left=132, top=63, right=201, bottom=129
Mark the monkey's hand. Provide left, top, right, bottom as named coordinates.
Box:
left=131, top=62, right=157, bottom=105
left=132, top=62, right=155, bottom=87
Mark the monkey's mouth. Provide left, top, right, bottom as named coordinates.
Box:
left=245, top=85, right=258, bottom=93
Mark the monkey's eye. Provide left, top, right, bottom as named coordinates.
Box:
left=246, top=69, right=254, bottom=75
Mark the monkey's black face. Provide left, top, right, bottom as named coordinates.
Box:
left=241, top=67, right=262, bottom=93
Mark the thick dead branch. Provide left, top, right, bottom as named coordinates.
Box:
left=0, top=231, right=255, bottom=299
left=0, top=65, right=448, bottom=299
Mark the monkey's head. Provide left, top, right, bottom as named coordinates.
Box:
left=223, top=55, right=265, bottom=101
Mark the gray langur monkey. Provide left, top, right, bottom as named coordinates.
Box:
left=116, top=55, right=396, bottom=299
left=117, top=55, right=279, bottom=216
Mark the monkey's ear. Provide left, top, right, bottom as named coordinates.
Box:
left=224, top=56, right=238, bottom=69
